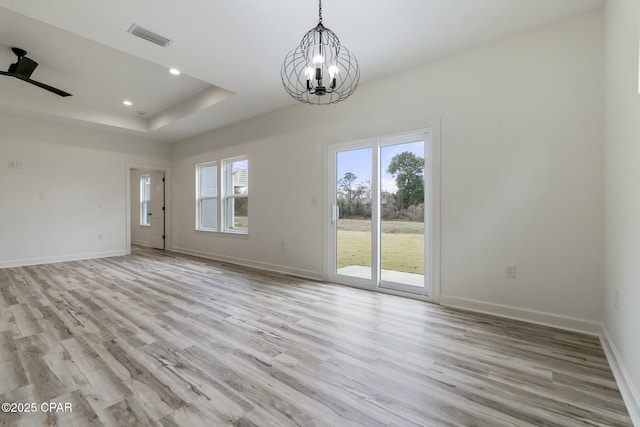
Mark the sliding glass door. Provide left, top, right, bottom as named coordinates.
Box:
left=379, top=140, right=425, bottom=293
left=328, top=129, right=436, bottom=299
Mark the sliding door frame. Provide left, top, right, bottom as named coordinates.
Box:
left=326, top=125, right=441, bottom=303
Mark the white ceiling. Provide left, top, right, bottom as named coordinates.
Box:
left=0, top=0, right=604, bottom=143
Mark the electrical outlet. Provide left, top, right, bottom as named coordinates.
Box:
left=505, top=264, right=516, bottom=279
left=97, top=233, right=103, bottom=241
left=280, top=241, right=286, bottom=250
left=614, top=289, right=619, bottom=310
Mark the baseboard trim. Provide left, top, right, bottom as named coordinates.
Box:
left=600, top=327, right=640, bottom=426
left=0, top=250, right=127, bottom=269
left=439, top=295, right=601, bottom=336
left=169, top=246, right=323, bottom=281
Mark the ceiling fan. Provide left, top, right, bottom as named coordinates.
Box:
left=0, top=47, right=71, bottom=97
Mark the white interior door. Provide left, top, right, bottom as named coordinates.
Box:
left=149, top=170, right=165, bottom=250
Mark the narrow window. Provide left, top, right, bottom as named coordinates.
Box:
left=196, top=162, right=218, bottom=231
left=140, top=174, right=150, bottom=226
left=222, top=157, right=249, bottom=233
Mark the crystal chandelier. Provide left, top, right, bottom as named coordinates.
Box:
left=281, top=0, right=360, bottom=105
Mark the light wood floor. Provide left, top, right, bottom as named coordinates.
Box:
left=0, top=247, right=632, bottom=427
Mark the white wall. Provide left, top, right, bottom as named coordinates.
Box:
left=0, top=115, right=169, bottom=267
left=171, top=134, right=326, bottom=278
left=603, top=0, right=640, bottom=423
left=172, top=11, right=604, bottom=331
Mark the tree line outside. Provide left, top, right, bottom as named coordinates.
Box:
left=337, top=151, right=425, bottom=222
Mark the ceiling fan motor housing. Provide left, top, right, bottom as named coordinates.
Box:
left=12, top=57, right=38, bottom=78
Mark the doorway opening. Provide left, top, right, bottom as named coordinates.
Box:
left=129, top=168, right=166, bottom=251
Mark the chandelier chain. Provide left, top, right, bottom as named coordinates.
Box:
left=318, top=0, right=322, bottom=23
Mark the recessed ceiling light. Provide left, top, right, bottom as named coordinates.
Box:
left=169, top=68, right=180, bottom=75
left=123, top=100, right=133, bottom=106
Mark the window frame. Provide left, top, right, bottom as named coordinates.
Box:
left=195, top=162, right=218, bottom=232
left=195, top=156, right=249, bottom=235
left=222, top=156, right=249, bottom=234
left=140, top=174, right=151, bottom=226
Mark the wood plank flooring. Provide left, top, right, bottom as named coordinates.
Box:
left=0, top=247, right=633, bottom=426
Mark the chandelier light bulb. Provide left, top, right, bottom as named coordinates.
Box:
left=313, top=54, right=325, bottom=64
left=305, top=67, right=315, bottom=80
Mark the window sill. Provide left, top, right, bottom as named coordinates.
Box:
left=195, top=228, right=217, bottom=233
left=195, top=228, right=249, bottom=239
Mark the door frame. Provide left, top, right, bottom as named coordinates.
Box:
left=125, top=164, right=171, bottom=254
left=325, top=126, right=440, bottom=303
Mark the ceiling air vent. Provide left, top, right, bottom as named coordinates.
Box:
left=127, top=24, right=172, bottom=47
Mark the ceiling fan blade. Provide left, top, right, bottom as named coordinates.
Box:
left=1, top=48, right=72, bottom=97
left=14, top=75, right=72, bottom=97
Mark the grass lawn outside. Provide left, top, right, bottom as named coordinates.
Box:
left=232, top=217, right=423, bottom=274
left=337, top=219, right=424, bottom=274
left=337, top=218, right=424, bottom=234
left=233, top=216, right=248, bottom=231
